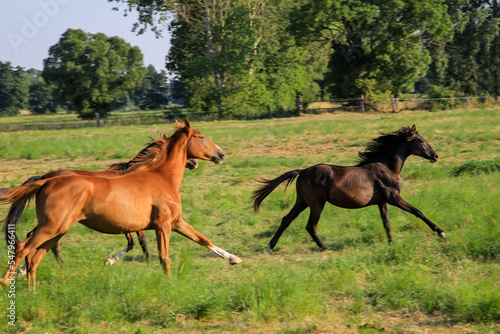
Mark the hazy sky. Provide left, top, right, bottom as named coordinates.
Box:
left=0, top=0, right=171, bottom=72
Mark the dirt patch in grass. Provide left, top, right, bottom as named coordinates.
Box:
left=0, top=157, right=122, bottom=185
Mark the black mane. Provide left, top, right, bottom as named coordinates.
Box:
left=356, top=127, right=412, bottom=166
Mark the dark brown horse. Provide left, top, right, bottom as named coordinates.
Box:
left=0, top=119, right=241, bottom=290
left=2, top=146, right=198, bottom=268
left=253, top=125, right=446, bottom=253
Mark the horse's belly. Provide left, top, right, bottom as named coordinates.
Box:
left=328, top=185, right=374, bottom=208
left=79, top=214, right=150, bottom=234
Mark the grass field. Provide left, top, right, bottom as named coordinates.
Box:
left=0, top=107, right=498, bottom=333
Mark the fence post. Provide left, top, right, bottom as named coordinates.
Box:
left=95, top=112, right=101, bottom=127
left=390, top=95, right=398, bottom=113
left=360, top=95, right=365, bottom=112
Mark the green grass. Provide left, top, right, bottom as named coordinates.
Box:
left=0, top=107, right=498, bottom=333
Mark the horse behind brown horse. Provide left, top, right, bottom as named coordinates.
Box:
left=253, top=125, right=446, bottom=253
left=0, top=118, right=241, bottom=290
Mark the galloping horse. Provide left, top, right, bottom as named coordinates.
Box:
left=6, top=152, right=199, bottom=267
left=0, top=119, right=241, bottom=290
left=253, top=125, right=446, bottom=253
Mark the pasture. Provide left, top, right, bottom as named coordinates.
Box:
left=0, top=107, right=498, bottom=333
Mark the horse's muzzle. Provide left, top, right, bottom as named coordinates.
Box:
left=212, top=151, right=225, bottom=164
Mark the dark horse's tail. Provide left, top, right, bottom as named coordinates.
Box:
left=252, top=169, right=302, bottom=213
left=1, top=176, right=44, bottom=247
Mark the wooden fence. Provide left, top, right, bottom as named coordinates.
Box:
left=296, top=96, right=366, bottom=115
left=299, top=95, right=497, bottom=114
left=0, top=96, right=496, bottom=132
left=0, top=111, right=219, bottom=132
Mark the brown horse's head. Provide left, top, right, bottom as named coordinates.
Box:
left=176, top=118, right=225, bottom=164
left=406, top=125, right=439, bottom=163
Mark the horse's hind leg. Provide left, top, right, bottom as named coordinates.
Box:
left=1, top=227, right=59, bottom=288
left=136, top=230, right=150, bottom=261
left=26, top=234, right=64, bottom=291
left=51, top=241, right=65, bottom=267
left=18, top=229, right=37, bottom=276
left=378, top=202, right=393, bottom=243
left=305, top=199, right=327, bottom=250
left=172, top=217, right=242, bottom=265
left=268, top=193, right=308, bottom=253
left=23, top=228, right=64, bottom=271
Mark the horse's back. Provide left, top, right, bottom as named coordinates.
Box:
left=297, top=164, right=377, bottom=208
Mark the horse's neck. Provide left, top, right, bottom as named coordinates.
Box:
left=387, top=146, right=410, bottom=174
left=157, top=134, right=189, bottom=189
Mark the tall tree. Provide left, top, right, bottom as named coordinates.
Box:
left=0, top=62, right=29, bottom=116
left=432, top=0, right=500, bottom=95
left=132, top=65, right=169, bottom=109
left=29, top=80, right=58, bottom=114
left=42, top=29, right=147, bottom=118
left=112, top=0, right=328, bottom=116
left=289, top=0, right=452, bottom=98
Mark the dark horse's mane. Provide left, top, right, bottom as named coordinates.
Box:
left=108, top=126, right=186, bottom=174
left=356, top=126, right=413, bottom=166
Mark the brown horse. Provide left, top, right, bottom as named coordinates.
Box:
left=10, top=155, right=199, bottom=268
left=253, top=125, right=446, bottom=253
left=0, top=119, right=241, bottom=290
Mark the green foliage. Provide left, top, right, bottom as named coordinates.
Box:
left=163, top=0, right=328, bottom=115
left=0, top=61, right=29, bottom=116
left=426, top=85, right=454, bottom=111
left=451, top=159, right=500, bottom=177
left=28, top=80, right=58, bottom=115
left=427, top=0, right=500, bottom=96
left=42, top=29, right=147, bottom=118
left=132, top=65, right=169, bottom=110
left=290, top=0, right=451, bottom=99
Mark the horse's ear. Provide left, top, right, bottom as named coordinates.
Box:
left=175, top=119, right=182, bottom=128
left=184, top=118, right=191, bottom=129
left=406, top=125, right=418, bottom=141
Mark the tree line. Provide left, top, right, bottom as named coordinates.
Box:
left=1, top=0, right=498, bottom=119
left=114, top=0, right=499, bottom=117
left=0, top=29, right=173, bottom=118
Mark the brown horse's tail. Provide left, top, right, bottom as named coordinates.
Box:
left=1, top=176, right=45, bottom=247
left=252, top=169, right=302, bottom=213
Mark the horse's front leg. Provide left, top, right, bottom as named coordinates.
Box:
left=154, top=226, right=172, bottom=277
left=172, top=217, right=242, bottom=265
left=390, top=195, right=446, bottom=239
left=378, top=202, right=393, bottom=243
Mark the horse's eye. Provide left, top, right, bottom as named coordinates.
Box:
left=199, top=136, right=205, bottom=140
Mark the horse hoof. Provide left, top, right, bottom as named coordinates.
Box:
left=230, top=256, right=242, bottom=265
left=266, top=245, right=273, bottom=254
left=438, top=232, right=446, bottom=239
left=106, top=258, right=116, bottom=266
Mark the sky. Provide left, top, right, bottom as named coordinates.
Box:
left=0, top=0, right=171, bottom=72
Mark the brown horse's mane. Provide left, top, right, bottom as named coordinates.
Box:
left=107, top=126, right=187, bottom=174
left=356, top=126, right=413, bottom=166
